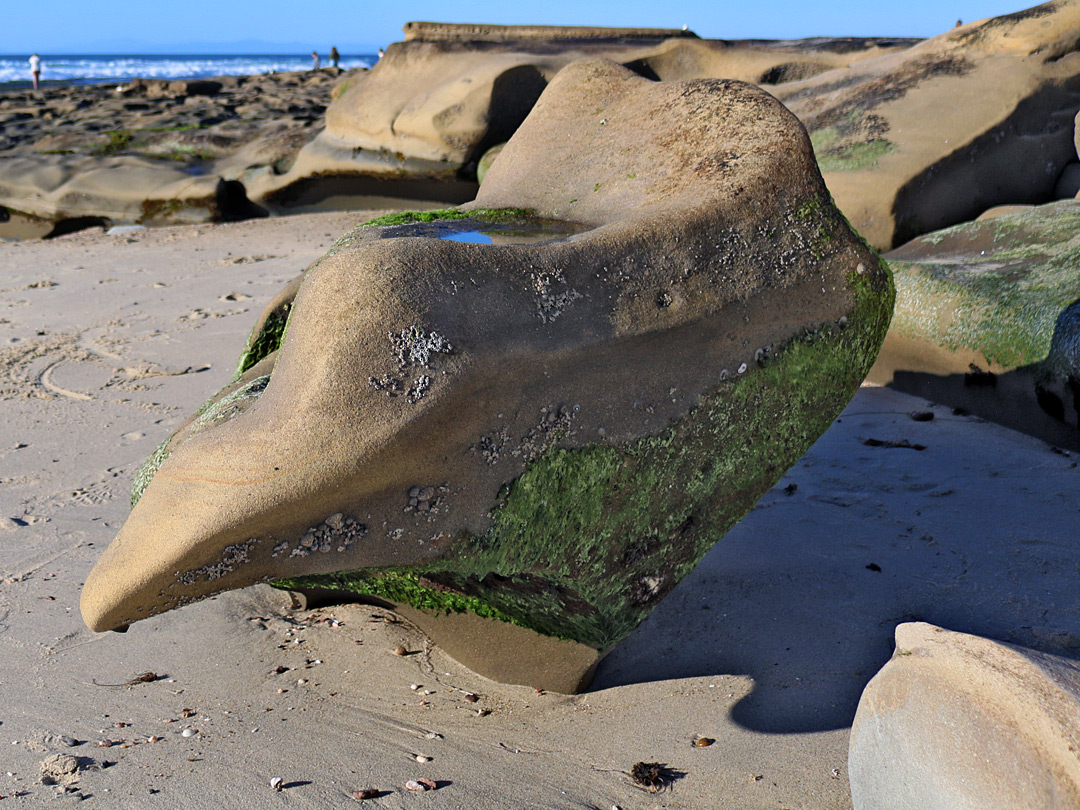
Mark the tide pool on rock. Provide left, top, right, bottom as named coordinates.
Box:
left=81, top=59, right=893, bottom=690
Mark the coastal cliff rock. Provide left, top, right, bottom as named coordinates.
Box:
left=259, top=24, right=908, bottom=207
left=868, top=198, right=1080, bottom=450
left=0, top=25, right=907, bottom=236
left=81, top=59, right=893, bottom=690
left=773, top=1, right=1080, bottom=250
left=850, top=622, right=1080, bottom=810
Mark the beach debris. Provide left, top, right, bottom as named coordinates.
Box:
left=629, top=761, right=684, bottom=792
left=861, top=437, right=926, bottom=451
left=39, top=754, right=82, bottom=789
left=352, top=788, right=380, bottom=800
left=405, top=778, right=437, bottom=792
left=866, top=563, right=883, bottom=572
left=392, top=646, right=408, bottom=656
left=463, top=692, right=479, bottom=703
left=414, top=754, right=432, bottom=763
left=270, top=777, right=284, bottom=791
left=180, top=728, right=197, bottom=738
left=692, top=736, right=715, bottom=748
left=910, top=410, right=934, bottom=422
left=90, top=671, right=160, bottom=687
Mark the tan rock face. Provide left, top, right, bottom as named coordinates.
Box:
left=81, top=60, right=892, bottom=688
left=773, top=1, right=1080, bottom=249
left=272, top=29, right=906, bottom=200
left=850, top=622, right=1080, bottom=810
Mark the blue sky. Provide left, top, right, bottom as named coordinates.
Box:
left=1, top=0, right=1039, bottom=54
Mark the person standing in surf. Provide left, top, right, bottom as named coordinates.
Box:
left=29, top=53, right=41, bottom=90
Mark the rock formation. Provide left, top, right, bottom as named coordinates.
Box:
left=264, top=25, right=908, bottom=208
left=81, top=59, right=893, bottom=691
left=0, top=25, right=908, bottom=237
left=850, top=622, right=1080, bottom=810
left=773, top=1, right=1080, bottom=250
left=868, top=198, right=1080, bottom=450
left=0, top=70, right=338, bottom=238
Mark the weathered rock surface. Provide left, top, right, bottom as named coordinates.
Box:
left=773, top=1, right=1080, bottom=250
left=265, top=23, right=910, bottom=206
left=850, top=622, right=1080, bottom=810
left=81, top=59, right=893, bottom=690
left=868, top=198, right=1080, bottom=449
left=0, top=70, right=342, bottom=237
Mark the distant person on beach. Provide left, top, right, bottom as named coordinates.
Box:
left=311, top=50, right=320, bottom=70
left=29, top=53, right=41, bottom=89
left=330, top=46, right=340, bottom=68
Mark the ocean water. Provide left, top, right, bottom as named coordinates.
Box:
left=0, top=53, right=376, bottom=89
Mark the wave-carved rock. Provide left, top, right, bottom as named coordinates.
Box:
left=260, top=26, right=908, bottom=208
left=774, top=1, right=1080, bottom=250
left=81, top=59, right=893, bottom=692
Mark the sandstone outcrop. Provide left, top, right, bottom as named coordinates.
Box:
left=263, top=24, right=909, bottom=207
left=773, top=1, right=1080, bottom=250
left=850, top=622, right=1080, bottom=810
left=81, top=59, right=893, bottom=691
left=0, top=26, right=910, bottom=237
left=0, top=70, right=339, bottom=238
left=868, top=198, right=1080, bottom=449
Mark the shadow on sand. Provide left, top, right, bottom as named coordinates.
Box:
left=590, top=385, right=1080, bottom=734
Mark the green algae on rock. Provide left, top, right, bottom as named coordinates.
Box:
left=83, top=59, right=892, bottom=690
left=870, top=199, right=1080, bottom=450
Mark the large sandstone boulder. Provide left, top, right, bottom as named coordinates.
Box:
left=868, top=199, right=1080, bottom=450
left=850, top=622, right=1080, bottom=810
left=81, top=59, right=893, bottom=691
left=258, top=23, right=909, bottom=206
left=773, top=1, right=1080, bottom=250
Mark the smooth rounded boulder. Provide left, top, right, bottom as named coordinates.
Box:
left=850, top=622, right=1080, bottom=810
left=81, top=59, right=893, bottom=691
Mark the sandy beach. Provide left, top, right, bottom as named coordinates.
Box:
left=0, top=212, right=1076, bottom=807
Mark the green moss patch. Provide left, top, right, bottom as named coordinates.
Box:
left=360, top=207, right=533, bottom=227
left=811, top=126, right=895, bottom=173
left=235, top=303, right=291, bottom=378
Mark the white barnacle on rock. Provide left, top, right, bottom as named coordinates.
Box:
left=282, top=513, right=367, bottom=559
left=178, top=538, right=258, bottom=584
left=392, top=325, right=453, bottom=368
